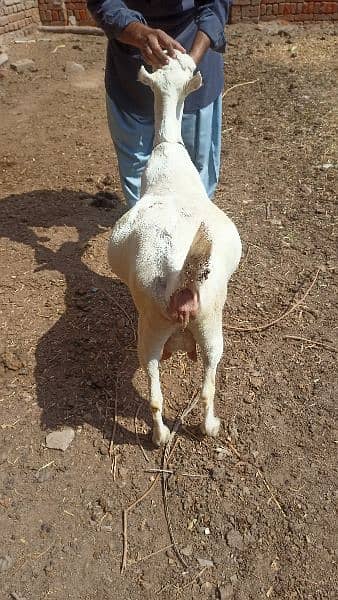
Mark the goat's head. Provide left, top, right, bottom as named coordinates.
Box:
left=138, top=51, right=202, bottom=101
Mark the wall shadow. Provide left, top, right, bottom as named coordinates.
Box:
left=0, top=189, right=152, bottom=447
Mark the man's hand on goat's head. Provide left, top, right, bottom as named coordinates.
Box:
left=118, top=22, right=185, bottom=68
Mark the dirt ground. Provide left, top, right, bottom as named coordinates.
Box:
left=0, top=21, right=337, bottom=600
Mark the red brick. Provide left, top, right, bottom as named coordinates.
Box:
left=283, top=2, right=292, bottom=13
left=242, top=5, right=259, bottom=16
left=273, top=3, right=279, bottom=13
left=230, top=5, right=241, bottom=17
left=261, top=3, right=267, bottom=13
left=51, top=9, right=62, bottom=21
left=294, top=12, right=314, bottom=18
left=324, top=2, right=338, bottom=13
left=303, top=1, right=314, bottom=12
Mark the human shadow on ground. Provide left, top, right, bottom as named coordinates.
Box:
left=0, top=188, right=153, bottom=447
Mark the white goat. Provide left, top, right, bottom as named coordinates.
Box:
left=108, top=53, right=242, bottom=446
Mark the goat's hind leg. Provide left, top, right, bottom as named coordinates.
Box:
left=138, top=316, right=171, bottom=446
left=192, top=313, right=223, bottom=437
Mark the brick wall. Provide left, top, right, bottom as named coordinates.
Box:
left=230, top=0, right=338, bottom=22
left=35, top=0, right=338, bottom=27
left=38, top=0, right=94, bottom=25
left=0, top=0, right=337, bottom=40
left=0, top=0, right=39, bottom=38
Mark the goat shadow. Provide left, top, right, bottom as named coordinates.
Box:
left=0, top=188, right=153, bottom=447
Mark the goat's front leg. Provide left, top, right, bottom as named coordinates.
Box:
left=192, top=313, right=223, bottom=437
left=138, top=317, right=171, bottom=446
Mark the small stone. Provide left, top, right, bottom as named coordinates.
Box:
left=197, top=557, right=214, bottom=568
left=0, top=53, right=8, bottom=67
left=210, top=466, right=226, bottom=481
left=46, top=428, right=75, bottom=451
left=270, top=217, right=282, bottom=226
left=187, top=518, right=197, bottom=530
left=215, top=446, right=231, bottom=460
left=40, top=523, right=53, bottom=535
left=68, top=15, right=77, bottom=26
left=97, top=443, right=109, bottom=456
left=118, top=466, right=128, bottom=480
left=319, top=162, right=334, bottom=171
left=226, top=529, right=244, bottom=551
left=0, top=555, right=13, bottom=572
left=140, top=580, right=152, bottom=592
left=201, top=581, right=213, bottom=592
left=2, top=350, right=22, bottom=371
left=228, top=421, right=239, bottom=440
left=10, top=59, right=37, bottom=73
left=204, top=527, right=211, bottom=535
left=64, top=61, right=85, bottom=75
left=218, top=584, right=234, bottom=599
left=249, top=375, right=264, bottom=389
left=181, top=544, right=193, bottom=557
left=300, top=183, right=312, bottom=195
left=35, top=468, right=52, bottom=483
left=0, top=449, right=8, bottom=464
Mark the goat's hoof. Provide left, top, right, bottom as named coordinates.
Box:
left=152, top=425, right=171, bottom=447
left=201, top=416, right=221, bottom=438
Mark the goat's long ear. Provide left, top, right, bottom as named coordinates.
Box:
left=138, top=66, right=154, bottom=89
left=185, top=72, right=203, bottom=95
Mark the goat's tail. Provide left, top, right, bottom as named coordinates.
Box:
left=167, top=223, right=212, bottom=327
left=179, top=223, right=212, bottom=290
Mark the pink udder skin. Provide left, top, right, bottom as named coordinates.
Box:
left=168, top=288, right=199, bottom=328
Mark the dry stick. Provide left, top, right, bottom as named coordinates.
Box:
left=256, top=469, right=287, bottom=517
left=108, top=384, right=118, bottom=482
left=10, top=593, right=26, bottom=600
left=121, top=391, right=199, bottom=574
left=133, top=543, right=173, bottom=565
left=224, top=269, right=320, bottom=333
left=32, top=540, right=56, bottom=560
left=145, top=468, right=208, bottom=479
left=134, top=403, right=149, bottom=463
left=176, top=566, right=208, bottom=594
left=283, top=335, right=337, bottom=354
left=161, top=391, right=199, bottom=571
left=223, top=437, right=286, bottom=517
left=121, top=472, right=161, bottom=573
left=222, top=79, right=259, bottom=98
left=108, top=385, right=118, bottom=458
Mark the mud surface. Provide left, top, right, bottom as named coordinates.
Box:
left=0, top=22, right=337, bottom=600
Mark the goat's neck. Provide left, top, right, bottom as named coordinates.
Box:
left=153, top=92, right=184, bottom=146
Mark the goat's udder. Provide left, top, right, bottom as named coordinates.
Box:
left=168, top=288, right=199, bottom=328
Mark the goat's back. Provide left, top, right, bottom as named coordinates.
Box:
left=108, top=191, right=241, bottom=315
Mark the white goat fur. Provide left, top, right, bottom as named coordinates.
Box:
left=108, top=53, right=242, bottom=446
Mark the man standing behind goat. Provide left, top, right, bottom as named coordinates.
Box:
left=87, top=1, right=230, bottom=206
